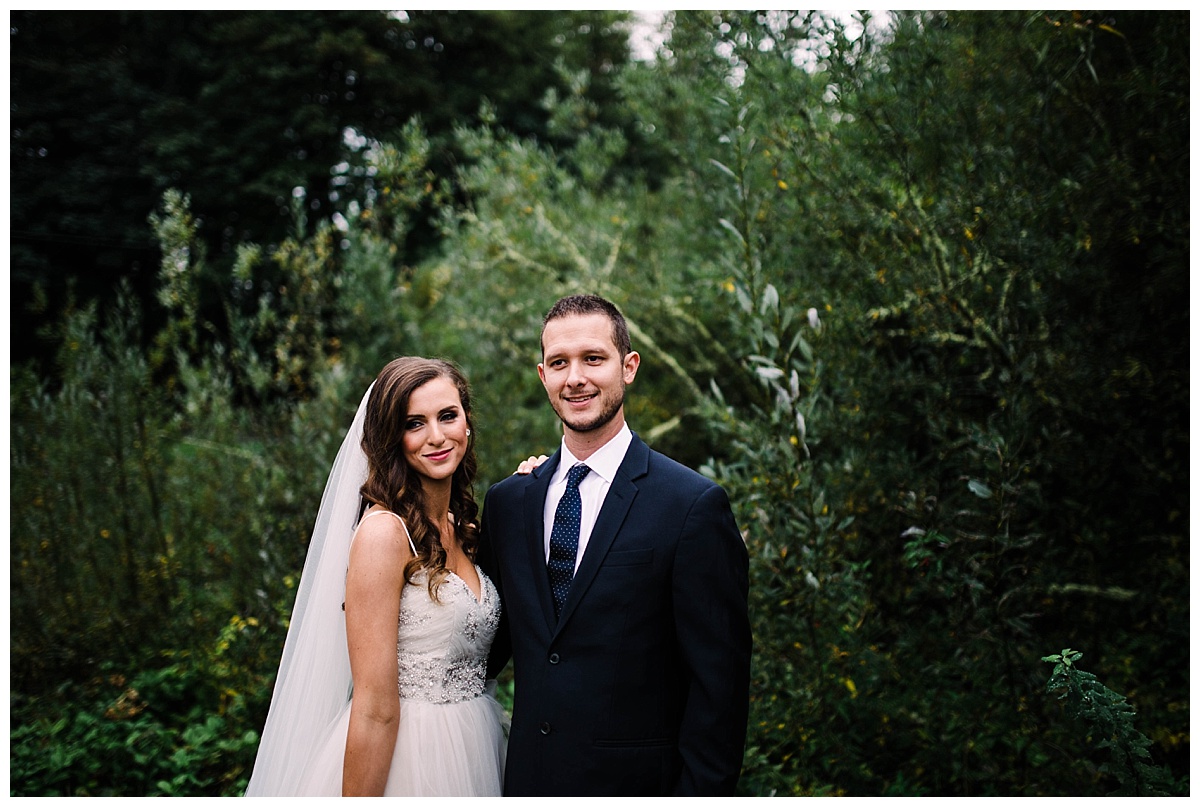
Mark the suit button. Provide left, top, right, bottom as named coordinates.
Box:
left=549, top=653, right=560, bottom=664
left=540, top=722, right=552, bottom=735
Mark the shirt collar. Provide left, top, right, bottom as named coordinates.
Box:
left=557, top=422, right=633, bottom=486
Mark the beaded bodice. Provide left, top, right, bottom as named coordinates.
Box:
left=396, top=567, right=500, bottom=705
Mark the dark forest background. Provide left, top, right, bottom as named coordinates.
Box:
left=9, top=10, right=1189, bottom=796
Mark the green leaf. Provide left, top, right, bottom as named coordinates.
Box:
left=735, top=283, right=753, bottom=314
left=709, top=158, right=739, bottom=181
left=718, top=217, right=746, bottom=246
left=760, top=283, right=779, bottom=315
left=967, top=479, right=992, bottom=498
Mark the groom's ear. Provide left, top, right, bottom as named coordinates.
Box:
left=537, top=362, right=547, bottom=385
left=622, top=351, right=640, bottom=384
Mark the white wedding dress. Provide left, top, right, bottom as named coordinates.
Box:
left=290, top=512, right=507, bottom=796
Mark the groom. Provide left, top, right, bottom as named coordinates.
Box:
left=480, top=294, right=751, bottom=796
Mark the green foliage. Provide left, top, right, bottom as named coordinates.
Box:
left=1042, top=650, right=1180, bottom=796
left=10, top=616, right=270, bottom=796
left=11, top=288, right=178, bottom=689
left=698, top=116, right=878, bottom=797
left=631, top=9, right=1187, bottom=796
left=10, top=10, right=643, bottom=371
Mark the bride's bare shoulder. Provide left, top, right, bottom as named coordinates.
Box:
left=351, top=507, right=413, bottom=563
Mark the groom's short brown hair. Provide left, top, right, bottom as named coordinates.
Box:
left=541, top=294, right=632, bottom=358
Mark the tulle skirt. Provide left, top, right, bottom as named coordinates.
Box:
left=295, top=690, right=508, bottom=796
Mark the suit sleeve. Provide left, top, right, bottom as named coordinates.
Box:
left=671, top=483, right=752, bottom=795
left=478, top=486, right=513, bottom=681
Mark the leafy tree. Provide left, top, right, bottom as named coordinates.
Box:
left=10, top=10, right=639, bottom=368
left=686, top=9, right=1189, bottom=794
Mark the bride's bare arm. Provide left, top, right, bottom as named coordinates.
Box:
left=342, top=515, right=411, bottom=796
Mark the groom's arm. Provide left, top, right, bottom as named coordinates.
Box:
left=670, top=483, right=752, bottom=796
left=478, top=485, right=513, bottom=680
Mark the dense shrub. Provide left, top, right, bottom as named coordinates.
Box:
left=10, top=615, right=270, bottom=796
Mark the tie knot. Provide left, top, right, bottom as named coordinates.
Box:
left=567, top=463, right=591, bottom=488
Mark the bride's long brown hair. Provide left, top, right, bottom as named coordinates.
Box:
left=358, top=357, right=480, bottom=599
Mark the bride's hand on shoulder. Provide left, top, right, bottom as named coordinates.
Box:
left=514, top=454, right=548, bottom=475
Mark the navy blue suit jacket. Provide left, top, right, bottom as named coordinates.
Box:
left=479, top=434, right=751, bottom=796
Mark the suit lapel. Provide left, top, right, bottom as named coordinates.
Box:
left=524, top=450, right=562, bottom=633
left=553, top=436, right=650, bottom=635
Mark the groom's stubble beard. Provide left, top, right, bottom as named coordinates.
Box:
left=554, top=384, right=626, bottom=435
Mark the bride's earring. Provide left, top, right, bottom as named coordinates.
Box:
left=466, top=428, right=472, bottom=437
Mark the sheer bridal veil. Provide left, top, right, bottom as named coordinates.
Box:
left=244, top=384, right=373, bottom=796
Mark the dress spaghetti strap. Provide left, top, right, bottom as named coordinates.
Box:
left=357, top=509, right=418, bottom=556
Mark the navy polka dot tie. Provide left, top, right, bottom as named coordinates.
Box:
left=548, top=463, right=590, bottom=617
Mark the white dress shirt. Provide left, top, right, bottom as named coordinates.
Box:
left=543, top=423, right=634, bottom=572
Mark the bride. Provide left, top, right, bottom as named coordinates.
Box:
left=246, top=357, right=507, bottom=796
